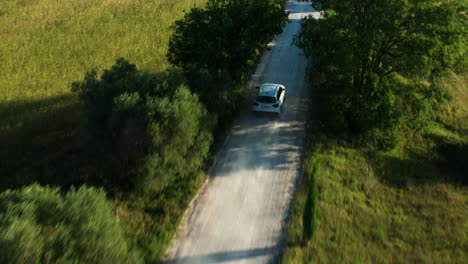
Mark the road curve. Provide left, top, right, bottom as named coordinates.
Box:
left=165, top=2, right=314, bottom=263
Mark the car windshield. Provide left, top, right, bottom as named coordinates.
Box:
left=256, top=96, right=276, bottom=104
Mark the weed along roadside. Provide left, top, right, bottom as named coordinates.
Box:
left=0, top=0, right=289, bottom=262
left=282, top=0, right=467, bottom=263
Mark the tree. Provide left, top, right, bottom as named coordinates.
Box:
left=168, top=0, right=287, bottom=81
left=0, top=184, right=142, bottom=264
left=72, top=58, right=213, bottom=192
left=297, top=0, right=466, bottom=148
left=167, top=0, right=287, bottom=120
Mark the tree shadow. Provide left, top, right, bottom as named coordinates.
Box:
left=366, top=133, right=467, bottom=188
left=166, top=246, right=278, bottom=264
left=206, top=101, right=307, bottom=179
left=424, top=133, right=467, bottom=185
left=0, top=94, right=87, bottom=191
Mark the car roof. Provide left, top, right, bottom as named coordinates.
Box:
left=258, top=83, right=283, bottom=97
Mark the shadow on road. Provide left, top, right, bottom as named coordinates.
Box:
left=170, top=246, right=278, bottom=264
left=211, top=92, right=308, bottom=175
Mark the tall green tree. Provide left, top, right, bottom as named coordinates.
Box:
left=297, top=0, right=466, bottom=148
left=167, top=0, right=288, bottom=124
left=168, top=0, right=287, bottom=81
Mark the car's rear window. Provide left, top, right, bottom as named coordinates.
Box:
left=256, top=96, right=276, bottom=103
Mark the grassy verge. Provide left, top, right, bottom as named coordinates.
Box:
left=115, top=170, right=207, bottom=262
left=282, top=73, right=468, bottom=263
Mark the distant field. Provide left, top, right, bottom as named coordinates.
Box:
left=0, top=0, right=205, bottom=185
left=282, top=73, right=468, bottom=263
left=1, top=0, right=205, bottom=101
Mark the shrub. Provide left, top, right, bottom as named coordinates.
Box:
left=0, top=184, right=141, bottom=264
left=303, top=161, right=320, bottom=243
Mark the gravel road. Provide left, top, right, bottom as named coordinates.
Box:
left=165, top=1, right=314, bottom=263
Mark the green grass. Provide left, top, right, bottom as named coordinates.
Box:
left=282, top=74, right=468, bottom=263
left=114, top=170, right=208, bottom=262
left=1, top=0, right=205, bottom=101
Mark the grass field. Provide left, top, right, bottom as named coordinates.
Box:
left=1, top=0, right=208, bottom=261
left=0, top=0, right=206, bottom=186
left=1, top=0, right=205, bottom=100
left=281, top=73, right=468, bottom=263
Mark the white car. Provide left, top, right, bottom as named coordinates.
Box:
left=252, top=83, right=286, bottom=114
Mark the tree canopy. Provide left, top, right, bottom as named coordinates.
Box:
left=72, top=58, right=213, bottom=192
left=0, top=184, right=142, bottom=264
left=297, top=0, right=466, bottom=148
left=168, top=0, right=287, bottom=81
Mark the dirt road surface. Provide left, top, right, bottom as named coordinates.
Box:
left=165, top=1, right=314, bottom=263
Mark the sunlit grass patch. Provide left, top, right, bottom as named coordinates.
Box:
left=283, top=133, right=468, bottom=263
left=1, top=0, right=206, bottom=102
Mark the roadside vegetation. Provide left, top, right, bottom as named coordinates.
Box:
left=1, top=0, right=287, bottom=262
left=0, top=184, right=142, bottom=263
left=283, top=0, right=467, bottom=263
